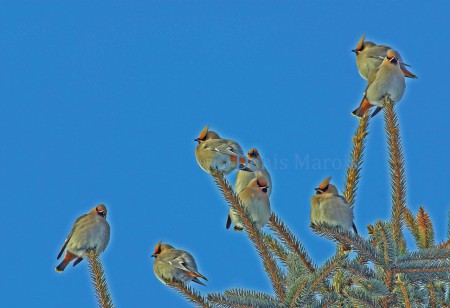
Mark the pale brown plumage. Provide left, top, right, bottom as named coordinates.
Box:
left=228, top=172, right=271, bottom=231
left=195, top=125, right=247, bottom=174
left=56, top=204, right=110, bottom=272
left=151, top=241, right=207, bottom=286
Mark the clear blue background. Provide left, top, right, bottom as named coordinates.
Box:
left=1, top=1, right=449, bottom=307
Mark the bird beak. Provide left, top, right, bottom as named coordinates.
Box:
left=262, top=186, right=269, bottom=193
left=151, top=254, right=156, bottom=258
left=352, top=49, right=358, bottom=54
left=194, top=138, right=200, bottom=143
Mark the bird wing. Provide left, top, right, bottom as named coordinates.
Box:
left=57, top=214, right=88, bottom=259
left=204, top=140, right=243, bottom=156
left=162, top=251, right=207, bottom=281
left=366, top=66, right=379, bottom=89
left=337, top=195, right=349, bottom=206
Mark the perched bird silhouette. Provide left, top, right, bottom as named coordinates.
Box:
left=311, top=177, right=357, bottom=234
left=235, top=148, right=272, bottom=197
left=151, top=241, right=207, bottom=286
left=352, top=34, right=417, bottom=80
left=195, top=125, right=248, bottom=174
left=352, top=49, right=406, bottom=118
left=228, top=172, right=271, bottom=231
left=56, top=204, right=110, bottom=272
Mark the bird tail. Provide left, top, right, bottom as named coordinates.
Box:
left=351, top=97, right=373, bottom=118
left=230, top=155, right=252, bottom=171
left=192, top=277, right=207, bottom=286
left=352, top=222, right=358, bottom=234
left=55, top=260, right=69, bottom=272
left=400, top=64, right=417, bottom=79
left=226, top=215, right=232, bottom=229
left=184, top=270, right=208, bottom=285
left=55, top=251, right=77, bottom=272
left=370, top=107, right=383, bottom=118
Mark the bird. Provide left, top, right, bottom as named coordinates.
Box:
left=227, top=171, right=271, bottom=231
left=195, top=125, right=248, bottom=174
left=56, top=204, right=110, bottom=272
left=310, top=177, right=357, bottom=234
left=235, top=148, right=272, bottom=197
left=352, top=34, right=417, bottom=80
left=352, top=49, right=406, bottom=118
left=151, top=241, right=207, bottom=286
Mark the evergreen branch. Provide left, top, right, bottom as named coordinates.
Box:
left=372, top=221, right=396, bottom=267
left=207, top=293, right=252, bottom=308
left=395, top=260, right=450, bottom=282
left=358, top=279, right=389, bottom=297
left=310, top=293, right=339, bottom=308
left=311, top=222, right=384, bottom=265
left=269, top=213, right=316, bottom=273
left=211, top=171, right=285, bottom=300
left=438, top=239, right=450, bottom=249
left=383, top=96, right=407, bottom=253
left=417, top=206, right=435, bottom=248
left=395, top=275, right=411, bottom=308
left=285, top=277, right=311, bottom=308
left=262, top=232, right=289, bottom=266
left=342, top=259, right=376, bottom=281
left=166, top=279, right=211, bottom=308
left=343, top=111, right=370, bottom=209
left=86, top=250, right=115, bottom=308
left=344, top=287, right=382, bottom=308
left=404, top=208, right=421, bottom=248
left=397, top=248, right=450, bottom=263
left=428, top=284, right=436, bottom=308
left=448, top=210, right=450, bottom=240
left=291, top=254, right=347, bottom=307
left=222, top=289, right=280, bottom=308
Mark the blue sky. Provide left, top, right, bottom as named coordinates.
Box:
left=1, top=1, right=449, bottom=307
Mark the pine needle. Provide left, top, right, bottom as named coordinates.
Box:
left=344, top=111, right=370, bottom=209
left=383, top=97, right=407, bottom=253
left=86, top=250, right=115, bottom=308
left=166, top=279, right=211, bottom=308
left=210, top=171, right=286, bottom=301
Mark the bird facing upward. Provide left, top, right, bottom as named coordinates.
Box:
left=228, top=171, right=271, bottom=231
left=352, top=49, right=406, bottom=118
left=235, top=148, right=272, bottom=197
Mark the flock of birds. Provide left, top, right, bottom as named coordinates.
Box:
left=55, top=35, right=416, bottom=289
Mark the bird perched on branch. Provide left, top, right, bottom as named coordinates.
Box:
left=235, top=148, right=272, bottom=197
left=56, top=204, right=110, bottom=272
left=311, top=177, right=357, bottom=234
left=195, top=125, right=248, bottom=174
left=228, top=171, right=271, bottom=231
left=352, top=34, right=417, bottom=80
left=151, top=241, right=207, bottom=286
left=352, top=49, right=406, bottom=118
